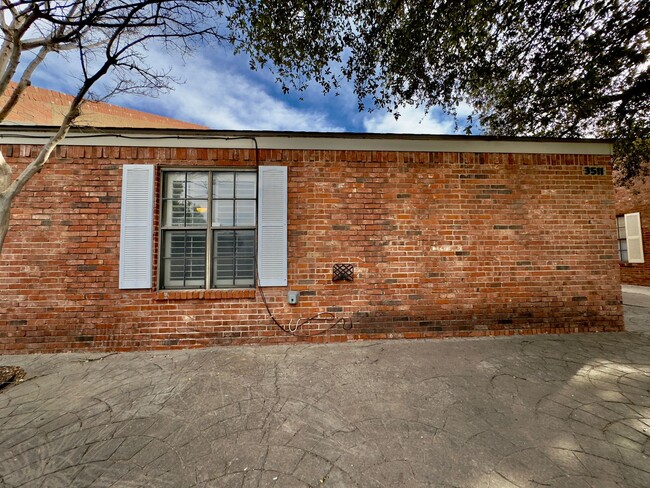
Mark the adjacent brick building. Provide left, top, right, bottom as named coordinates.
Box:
left=615, top=177, right=649, bottom=285
left=0, top=127, right=624, bottom=353
left=0, top=82, right=207, bottom=129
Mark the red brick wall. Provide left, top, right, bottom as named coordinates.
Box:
left=0, top=144, right=624, bottom=353
left=615, top=177, right=650, bottom=285
left=0, top=82, right=207, bottom=129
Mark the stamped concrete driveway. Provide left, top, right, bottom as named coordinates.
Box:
left=1, top=297, right=649, bottom=487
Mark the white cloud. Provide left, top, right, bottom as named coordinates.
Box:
left=24, top=42, right=344, bottom=132
left=113, top=49, right=344, bottom=132
left=362, top=104, right=475, bottom=135
left=26, top=41, right=480, bottom=135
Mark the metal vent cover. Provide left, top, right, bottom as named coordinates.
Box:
left=332, top=263, right=354, bottom=282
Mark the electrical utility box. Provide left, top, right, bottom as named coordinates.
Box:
left=288, top=291, right=299, bottom=305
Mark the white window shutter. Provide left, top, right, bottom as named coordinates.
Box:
left=625, top=212, right=645, bottom=264
left=119, top=164, right=154, bottom=289
left=258, top=166, right=287, bottom=286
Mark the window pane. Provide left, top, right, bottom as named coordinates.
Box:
left=163, top=200, right=208, bottom=227
left=235, top=231, right=255, bottom=286
left=212, top=230, right=254, bottom=287
left=164, top=258, right=186, bottom=287
left=165, top=172, right=186, bottom=199
left=617, top=216, right=626, bottom=238
left=213, top=200, right=234, bottom=227
left=163, top=200, right=186, bottom=227
left=162, top=231, right=206, bottom=259
left=619, top=236, right=628, bottom=262
left=213, top=230, right=234, bottom=287
left=168, top=258, right=185, bottom=278
left=168, top=233, right=187, bottom=257
left=235, top=200, right=256, bottom=226
left=214, top=172, right=234, bottom=199
left=162, top=231, right=206, bottom=288
left=186, top=172, right=208, bottom=198
left=163, top=172, right=207, bottom=228
left=186, top=200, right=208, bottom=226
left=236, top=173, right=257, bottom=198
left=236, top=230, right=255, bottom=255
left=163, top=173, right=187, bottom=227
left=185, top=259, right=206, bottom=287
left=235, top=257, right=255, bottom=286
left=185, top=232, right=207, bottom=258
left=214, top=258, right=235, bottom=287
left=215, top=230, right=235, bottom=256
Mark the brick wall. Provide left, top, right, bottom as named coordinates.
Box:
left=615, top=177, right=650, bottom=285
left=0, top=82, right=207, bottom=129
left=0, top=144, right=624, bottom=353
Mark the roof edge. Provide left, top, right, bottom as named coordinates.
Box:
left=0, top=126, right=614, bottom=155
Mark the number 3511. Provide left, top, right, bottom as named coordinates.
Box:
left=583, top=166, right=605, bottom=176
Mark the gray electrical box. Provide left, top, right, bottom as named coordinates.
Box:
left=288, top=291, right=299, bottom=305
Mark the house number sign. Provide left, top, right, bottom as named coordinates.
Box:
left=583, top=166, right=606, bottom=176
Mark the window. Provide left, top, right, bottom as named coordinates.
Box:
left=617, top=215, right=628, bottom=262
left=617, top=213, right=645, bottom=264
left=119, top=164, right=286, bottom=290
left=160, top=170, right=257, bottom=289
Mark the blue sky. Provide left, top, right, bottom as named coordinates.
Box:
left=31, top=43, right=473, bottom=135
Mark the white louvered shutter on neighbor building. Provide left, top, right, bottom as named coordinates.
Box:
left=119, top=164, right=154, bottom=289
left=258, top=166, right=287, bottom=286
left=625, top=212, right=645, bottom=264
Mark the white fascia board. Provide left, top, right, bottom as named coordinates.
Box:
left=0, top=129, right=613, bottom=155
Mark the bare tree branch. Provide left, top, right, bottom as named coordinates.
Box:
left=0, top=0, right=232, bottom=254
left=0, top=45, right=47, bottom=121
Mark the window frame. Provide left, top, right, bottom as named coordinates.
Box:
left=158, top=168, right=258, bottom=290
left=616, top=215, right=628, bottom=263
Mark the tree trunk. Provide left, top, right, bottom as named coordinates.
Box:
left=0, top=195, right=10, bottom=254
left=0, top=150, right=12, bottom=254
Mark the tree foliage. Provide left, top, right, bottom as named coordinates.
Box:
left=0, top=0, right=648, bottom=254
left=229, top=0, right=649, bottom=182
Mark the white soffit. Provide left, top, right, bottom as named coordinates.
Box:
left=0, top=129, right=613, bottom=155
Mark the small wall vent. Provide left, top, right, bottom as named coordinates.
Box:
left=332, top=263, right=354, bottom=282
